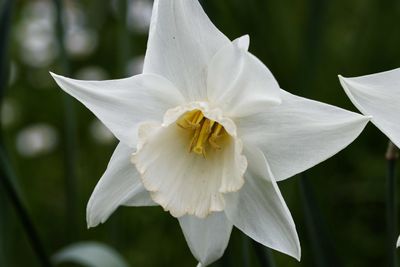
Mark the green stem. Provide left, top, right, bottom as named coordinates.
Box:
left=386, top=141, right=398, bottom=267
left=0, top=146, right=53, bottom=267
left=52, top=0, right=78, bottom=240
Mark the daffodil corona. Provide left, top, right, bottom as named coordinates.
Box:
left=51, top=0, right=370, bottom=266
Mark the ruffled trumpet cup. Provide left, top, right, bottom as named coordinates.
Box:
left=51, top=0, right=370, bottom=265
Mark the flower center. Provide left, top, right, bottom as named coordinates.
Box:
left=176, top=109, right=227, bottom=157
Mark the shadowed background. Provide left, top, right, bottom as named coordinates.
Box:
left=1, top=0, right=400, bottom=266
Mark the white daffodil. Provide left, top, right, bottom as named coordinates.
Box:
left=339, top=68, right=400, bottom=149
left=339, top=69, right=400, bottom=248
left=51, top=0, right=369, bottom=265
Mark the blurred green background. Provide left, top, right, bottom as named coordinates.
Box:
left=1, top=0, right=400, bottom=266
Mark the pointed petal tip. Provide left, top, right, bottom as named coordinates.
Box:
left=232, top=34, right=250, bottom=51
left=49, top=71, right=60, bottom=79
left=295, top=246, right=302, bottom=261
left=288, top=235, right=301, bottom=261
left=86, top=212, right=102, bottom=229
left=86, top=201, right=101, bottom=229
left=86, top=219, right=98, bottom=229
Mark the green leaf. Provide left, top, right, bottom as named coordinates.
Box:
left=53, top=242, right=130, bottom=267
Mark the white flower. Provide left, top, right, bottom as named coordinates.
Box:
left=51, top=0, right=369, bottom=265
left=339, top=68, right=400, bottom=148
left=339, top=69, right=400, bottom=248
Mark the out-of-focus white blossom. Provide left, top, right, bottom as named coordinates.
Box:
left=1, top=98, right=19, bottom=128
left=75, top=66, right=109, bottom=81
left=64, top=2, right=98, bottom=58
left=16, top=1, right=57, bottom=67
left=16, top=124, right=58, bottom=157
left=127, top=0, right=153, bottom=33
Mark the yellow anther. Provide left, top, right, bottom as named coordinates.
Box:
left=177, top=110, right=199, bottom=129
left=189, top=125, right=202, bottom=152
left=177, top=110, right=227, bottom=157
left=209, top=124, right=224, bottom=150
left=213, top=124, right=223, bottom=137
left=192, top=111, right=204, bottom=126
left=193, top=119, right=211, bottom=155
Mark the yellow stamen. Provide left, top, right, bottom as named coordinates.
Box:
left=209, top=124, right=224, bottom=150
left=177, top=109, right=198, bottom=129
left=193, top=119, right=211, bottom=155
left=177, top=110, right=227, bottom=157
left=188, top=124, right=202, bottom=152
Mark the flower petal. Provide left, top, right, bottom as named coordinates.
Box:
left=224, top=145, right=301, bottom=260
left=339, top=68, right=400, bottom=147
left=51, top=72, right=185, bottom=148
left=132, top=119, right=247, bottom=218
left=87, top=143, right=154, bottom=228
left=206, top=42, right=281, bottom=118
left=178, top=212, right=232, bottom=266
left=237, top=89, right=370, bottom=181
left=397, top=235, right=400, bottom=248
left=232, top=34, right=250, bottom=51
left=144, top=0, right=230, bottom=101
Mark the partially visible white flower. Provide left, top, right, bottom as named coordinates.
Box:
left=51, top=0, right=370, bottom=265
left=127, top=0, right=153, bottom=33
left=16, top=124, right=58, bottom=157
left=339, top=68, right=400, bottom=148
left=339, top=68, right=400, bottom=249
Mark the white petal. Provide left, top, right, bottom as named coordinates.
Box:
left=232, top=35, right=250, bottom=51
left=143, top=0, right=230, bottom=101
left=87, top=143, right=154, bottom=228
left=51, top=72, right=184, bottom=148
left=131, top=118, right=247, bottom=218
left=207, top=42, right=281, bottom=118
left=178, top=212, right=232, bottom=266
left=397, top=235, right=400, bottom=248
left=224, top=145, right=301, bottom=260
left=237, top=89, right=370, bottom=181
left=339, top=68, right=400, bottom=147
